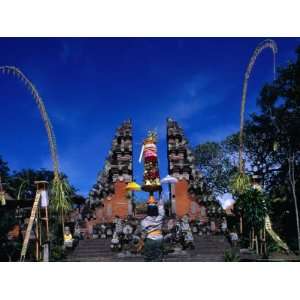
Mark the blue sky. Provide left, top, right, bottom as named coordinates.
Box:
left=0, top=38, right=299, bottom=198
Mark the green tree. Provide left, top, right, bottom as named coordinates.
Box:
left=236, top=188, right=269, bottom=232
left=7, top=168, right=76, bottom=200
left=0, top=156, right=10, bottom=192
left=254, top=48, right=300, bottom=250
left=0, top=156, right=10, bottom=180
left=232, top=46, right=300, bottom=250
left=194, top=141, right=236, bottom=196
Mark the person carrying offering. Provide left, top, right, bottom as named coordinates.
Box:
left=141, top=196, right=165, bottom=262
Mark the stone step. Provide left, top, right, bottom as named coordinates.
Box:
left=193, top=249, right=229, bottom=254
left=195, top=243, right=229, bottom=247
left=68, top=255, right=226, bottom=262
left=66, top=257, right=114, bottom=262
left=164, top=257, right=224, bottom=262
left=66, top=234, right=231, bottom=262
left=72, top=251, right=114, bottom=257
left=71, top=254, right=115, bottom=259
left=72, top=247, right=111, bottom=251
left=70, top=252, right=115, bottom=257
left=78, top=241, right=111, bottom=246
left=194, top=241, right=229, bottom=246
left=114, top=256, right=144, bottom=261
left=74, top=248, right=229, bottom=253
left=75, top=246, right=110, bottom=251
left=75, top=244, right=111, bottom=249
left=75, top=247, right=111, bottom=251
left=79, top=240, right=110, bottom=246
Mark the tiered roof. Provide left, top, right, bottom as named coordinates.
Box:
left=167, top=118, right=223, bottom=214
left=89, top=120, right=133, bottom=207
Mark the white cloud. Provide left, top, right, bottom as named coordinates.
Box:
left=137, top=73, right=226, bottom=141
left=168, top=98, right=202, bottom=121
left=169, top=74, right=221, bottom=121
left=217, top=193, right=235, bottom=209
left=190, top=124, right=238, bottom=145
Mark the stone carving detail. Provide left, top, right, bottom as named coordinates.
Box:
left=88, top=120, right=133, bottom=208
left=167, top=118, right=205, bottom=199
left=167, top=118, right=223, bottom=218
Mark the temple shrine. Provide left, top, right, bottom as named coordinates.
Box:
left=87, top=118, right=222, bottom=226
left=88, top=120, right=133, bottom=222
left=167, top=118, right=221, bottom=221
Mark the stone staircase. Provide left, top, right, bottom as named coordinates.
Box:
left=66, top=234, right=232, bottom=262
left=67, top=239, right=116, bottom=262
left=166, top=235, right=231, bottom=262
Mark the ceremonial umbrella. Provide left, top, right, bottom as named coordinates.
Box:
left=160, top=175, right=178, bottom=205
left=160, top=175, right=178, bottom=184
left=126, top=181, right=141, bottom=191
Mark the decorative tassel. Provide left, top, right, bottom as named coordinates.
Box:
left=138, top=144, right=144, bottom=163
left=265, top=215, right=289, bottom=252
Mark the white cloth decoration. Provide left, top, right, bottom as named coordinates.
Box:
left=138, top=145, right=144, bottom=163
left=41, top=190, right=49, bottom=207
left=161, top=175, right=178, bottom=184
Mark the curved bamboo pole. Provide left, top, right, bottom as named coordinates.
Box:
left=239, top=39, right=277, bottom=174
left=0, top=66, right=60, bottom=179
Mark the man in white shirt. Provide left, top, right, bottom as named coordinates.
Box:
left=113, top=216, right=123, bottom=235
left=141, top=196, right=165, bottom=261
left=229, top=228, right=239, bottom=248
left=221, top=217, right=228, bottom=233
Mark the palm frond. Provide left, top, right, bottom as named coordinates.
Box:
left=50, top=176, right=72, bottom=215
left=229, top=172, right=251, bottom=196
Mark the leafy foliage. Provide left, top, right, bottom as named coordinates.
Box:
left=50, top=176, right=72, bottom=215
left=194, top=45, right=300, bottom=250
left=235, top=188, right=269, bottom=231
left=229, top=172, right=251, bottom=196
left=7, top=169, right=55, bottom=200
left=50, top=245, right=66, bottom=262
left=224, top=249, right=240, bottom=262
left=194, top=142, right=236, bottom=195
left=0, top=211, right=17, bottom=238
left=0, top=157, right=77, bottom=253
left=0, top=156, right=10, bottom=182
left=1, top=166, right=76, bottom=202
left=0, top=211, right=20, bottom=262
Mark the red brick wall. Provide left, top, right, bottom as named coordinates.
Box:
left=173, top=179, right=207, bottom=221
left=110, top=180, right=130, bottom=220
left=95, top=179, right=206, bottom=222
left=174, top=179, right=192, bottom=218
left=95, top=180, right=129, bottom=223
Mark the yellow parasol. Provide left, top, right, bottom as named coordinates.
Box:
left=126, top=181, right=141, bottom=191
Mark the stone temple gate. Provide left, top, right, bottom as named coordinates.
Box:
left=88, top=118, right=222, bottom=223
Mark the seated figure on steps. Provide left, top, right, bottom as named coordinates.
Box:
left=180, top=215, right=195, bottom=250
left=110, top=231, right=122, bottom=251
left=64, top=227, right=74, bottom=249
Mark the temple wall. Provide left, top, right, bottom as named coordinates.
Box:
left=110, top=181, right=129, bottom=220
left=94, top=180, right=129, bottom=223
left=172, top=179, right=208, bottom=221
left=173, top=179, right=192, bottom=218
left=88, top=120, right=133, bottom=223
left=167, top=118, right=207, bottom=221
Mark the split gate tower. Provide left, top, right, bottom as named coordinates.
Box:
left=88, top=119, right=222, bottom=223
